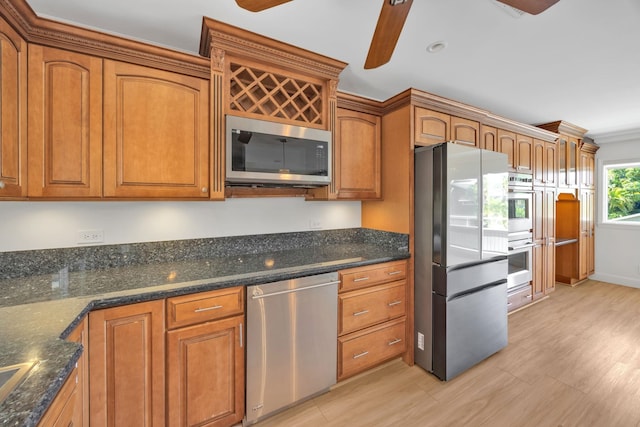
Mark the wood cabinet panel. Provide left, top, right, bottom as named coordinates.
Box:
left=28, top=45, right=103, bottom=198
left=544, top=141, right=558, bottom=187
left=338, top=281, right=406, bottom=335
left=532, top=139, right=545, bottom=186
left=338, top=318, right=406, bottom=381
left=37, top=367, right=78, bottom=427
left=166, top=315, right=244, bottom=427
left=580, top=150, right=595, bottom=189
left=497, top=130, right=516, bottom=171
left=103, top=60, right=210, bottom=198
left=450, top=116, right=479, bottom=147
left=480, top=125, right=498, bottom=151
left=89, top=300, right=165, bottom=427
left=414, top=107, right=449, bottom=146
left=0, top=17, right=27, bottom=198
left=532, top=187, right=556, bottom=297
left=167, top=287, right=244, bottom=330
left=66, top=318, right=88, bottom=427
left=339, top=260, right=407, bottom=292
left=516, top=135, right=533, bottom=173
left=334, top=108, right=381, bottom=199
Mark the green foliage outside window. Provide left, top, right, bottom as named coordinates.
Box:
left=607, top=166, right=640, bottom=220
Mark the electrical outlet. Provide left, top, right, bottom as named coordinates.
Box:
left=417, top=332, right=425, bottom=351
left=308, top=219, right=322, bottom=230
left=77, top=229, right=104, bottom=244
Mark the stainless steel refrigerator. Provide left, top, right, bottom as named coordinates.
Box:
left=414, top=142, right=509, bottom=381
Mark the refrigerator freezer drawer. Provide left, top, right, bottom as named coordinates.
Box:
left=432, top=281, right=508, bottom=381
left=433, top=258, right=507, bottom=297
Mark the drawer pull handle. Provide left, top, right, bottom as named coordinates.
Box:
left=353, top=310, right=369, bottom=317
left=353, top=277, right=370, bottom=283
left=388, top=300, right=402, bottom=307
left=353, top=351, right=369, bottom=359
left=507, top=302, right=513, bottom=306
left=194, top=305, right=223, bottom=313
left=387, top=271, right=403, bottom=276
left=388, top=338, right=402, bottom=346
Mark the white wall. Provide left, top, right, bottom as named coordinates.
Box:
left=0, top=198, right=361, bottom=252
left=590, top=130, right=640, bottom=288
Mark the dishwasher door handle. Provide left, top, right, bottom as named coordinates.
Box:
left=251, top=280, right=341, bottom=299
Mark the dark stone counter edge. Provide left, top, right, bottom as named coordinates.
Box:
left=8, top=252, right=410, bottom=427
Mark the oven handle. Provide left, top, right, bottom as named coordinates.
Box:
left=508, top=242, right=535, bottom=251
left=508, top=189, right=535, bottom=193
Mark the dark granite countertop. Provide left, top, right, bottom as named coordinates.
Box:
left=0, top=229, right=409, bottom=427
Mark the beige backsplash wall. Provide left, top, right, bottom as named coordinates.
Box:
left=0, top=198, right=361, bottom=252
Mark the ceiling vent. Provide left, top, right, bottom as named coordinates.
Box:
left=490, top=0, right=526, bottom=18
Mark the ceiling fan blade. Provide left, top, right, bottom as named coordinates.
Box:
left=364, top=0, right=414, bottom=70
left=496, top=0, right=560, bottom=15
left=235, top=0, right=293, bottom=12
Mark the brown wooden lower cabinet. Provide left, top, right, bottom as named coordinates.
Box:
left=37, top=366, right=79, bottom=427
left=88, top=300, right=166, bottom=427
left=337, top=260, right=408, bottom=381
left=166, top=315, right=244, bottom=427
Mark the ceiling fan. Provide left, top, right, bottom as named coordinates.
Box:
left=235, top=0, right=560, bottom=69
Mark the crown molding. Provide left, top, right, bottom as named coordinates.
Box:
left=590, top=128, right=640, bottom=145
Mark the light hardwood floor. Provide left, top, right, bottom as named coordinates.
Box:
left=253, top=280, right=640, bottom=427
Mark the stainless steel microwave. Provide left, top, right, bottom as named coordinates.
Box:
left=226, top=115, right=332, bottom=187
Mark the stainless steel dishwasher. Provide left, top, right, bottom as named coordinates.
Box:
left=245, top=272, right=339, bottom=425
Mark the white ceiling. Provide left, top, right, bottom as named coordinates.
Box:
left=25, top=0, right=640, bottom=140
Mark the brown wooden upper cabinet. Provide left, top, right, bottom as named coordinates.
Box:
left=450, top=116, right=479, bottom=147
left=0, top=17, right=27, bottom=199
left=414, top=107, right=479, bottom=147
left=103, top=60, right=210, bottom=198
left=497, top=130, right=516, bottom=171
left=334, top=108, right=382, bottom=200
left=414, top=107, right=449, bottom=145
left=580, top=150, right=595, bottom=189
left=480, top=125, right=498, bottom=151
left=532, top=139, right=557, bottom=187
left=516, top=134, right=533, bottom=173
left=28, top=46, right=103, bottom=198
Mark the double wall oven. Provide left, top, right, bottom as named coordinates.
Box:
left=507, top=173, right=534, bottom=309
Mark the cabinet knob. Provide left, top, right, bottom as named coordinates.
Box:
left=201, top=187, right=208, bottom=193
left=0, top=180, right=5, bottom=189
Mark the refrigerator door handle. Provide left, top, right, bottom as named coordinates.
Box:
left=447, top=279, right=507, bottom=302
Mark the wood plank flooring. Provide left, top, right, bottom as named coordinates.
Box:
left=253, top=280, right=640, bottom=427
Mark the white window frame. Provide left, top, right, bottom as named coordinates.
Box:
left=600, top=158, right=640, bottom=227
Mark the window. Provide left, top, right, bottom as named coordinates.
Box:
left=603, top=161, right=640, bottom=223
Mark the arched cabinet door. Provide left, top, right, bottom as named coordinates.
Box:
left=28, top=45, right=103, bottom=198
left=0, top=17, right=27, bottom=198
left=103, top=60, right=210, bottom=198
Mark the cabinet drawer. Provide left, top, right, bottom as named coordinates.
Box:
left=338, top=318, right=406, bottom=381
left=339, top=260, right=407, bottom=292
left=167, top=286, right=244, bottom=329
left=507, top=285, right=532, bottom=312
left=338, top=281, right=406, bottom=335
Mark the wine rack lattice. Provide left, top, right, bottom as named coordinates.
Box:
left=229, top=63, right=323, bottom=125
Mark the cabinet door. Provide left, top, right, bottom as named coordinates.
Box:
left=480, top=125, right=498, bottom=151
left=531, top=244, right=544, bottom=301
left=167, top=315, right=244, bottom=427
left=544, top=141, right=558, bottom=187
left=543, top=188, right=556, bottom=294
left=557, top=137, right=567, bottom=187
left=28, top=46, right=103, bottom=198
left=567, top=137, right=579, bottom=187
left=334, top=108, right=381, bottom=199
left=497, top=130, right=516, bottom=171
left=0, top=18, right=27, bottom=198
left=89, top=300, right=165, bottom=427
left=37, top=367, right=78, bottom=427
left=103, top=60, right=210, bottom=198
left=414, top=107, right=449, bottom=146
left=580, top=151, right=595, bottom=189
left=450, top=116, right=479, bottom=147
left=532, top=139, right=545, bottom=186
left=515, top=135, right=533, bottom=173
left=67, top=318, right=88, bottom=427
